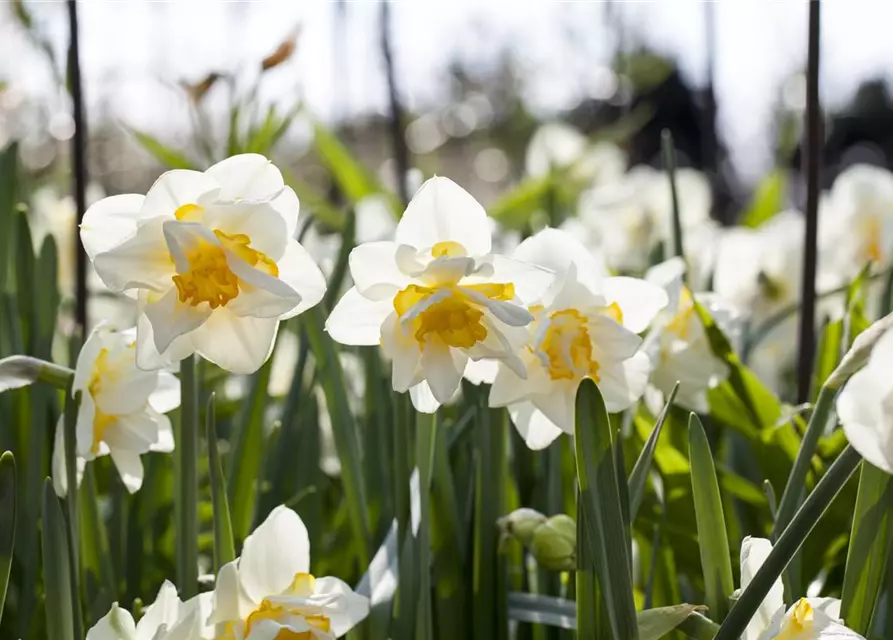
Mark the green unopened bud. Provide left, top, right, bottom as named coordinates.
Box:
left=530, top=514, right=576, bottom=572
left=497, top=508, right=546, bottom=546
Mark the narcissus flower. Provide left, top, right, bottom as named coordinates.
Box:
left=325, top=177, right=553, bottom=413
left=86, top=580, right=201, bottom=640
left=52, top=324, right=179, bottom=495
left=642, top=258, right=741, bottom=413
left=206, top=505, right=369, bottom=639
left=80, top=154, right=326, bottom=374
left=737, top=537, right=863, bottom=640
left=489, top=228, right=667, bottom=449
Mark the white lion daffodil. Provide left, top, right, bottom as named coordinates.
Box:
left=206, top=505, right=369, bottom=639
left=80, top=154, right=326, bottom=374
left=52, top=324, right=180, bottom=495
left=488, top=228, right=667, bottom=449
left=737, top=536, right=863, bottom=640
left=325, top=176, right=554, bottom=413
left=86, top=580, right=201, bottom=640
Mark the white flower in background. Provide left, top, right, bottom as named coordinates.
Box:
left=737, top=537, right=863, bottom=640
left=489, top=228, right=667, bottom=449
left=87, top=581, right=201, bottom=640
left=52, top=324, right=179, bottom=495
left=326, top=177, right=553, bottom=413
left=642, top=258, right=742, bottom=413
left=80, top=154, right=327, bottom=374
left=525, top=122, right=626, bottom=185
left=820, top=164, right=893, bottom=278
left=206, top=505, right=369, bottom=639
left=836, top=326, right=893, bottom=475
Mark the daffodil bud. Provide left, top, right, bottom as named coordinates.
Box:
left=827, top=311, right=893, bottom=389
left=497, top=508, right=546, bottom=546
left=530, top=514, right=577, bottom=572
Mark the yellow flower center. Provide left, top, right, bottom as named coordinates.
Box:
left=665, top=287, right=695, bottom=339
left=171, top=230, right=278, bottom=309
left=174, top=203, right=205, bottom=222
left=87, top=348, right=118, bottom=454
left=537, top=309, right=600, bottom=381
left=431, top=241, right=467, bottom=258
left=775, top=599, right=813, bottom=640
left=862, top=215, right=883, bottom=263
left=219, top=573, right=329, bottom=640
left=393, top=282, right=515, bottom=350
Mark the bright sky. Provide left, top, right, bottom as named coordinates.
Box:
left=2, top=1, right=893, bottom=183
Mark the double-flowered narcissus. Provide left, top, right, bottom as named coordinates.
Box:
left=80, top=154, right=326, bottom=374
left=325, top=176, right=554, bottom=413
left=488, top=228, right=667, bottom=449
left=205, top=505, right=369, bottom=639
left=87, top=581, right=202, bottom=640
left=52, top=323, right=180, bottom=495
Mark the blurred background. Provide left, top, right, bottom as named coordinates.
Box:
left=3, top=1, right=893, bottom=227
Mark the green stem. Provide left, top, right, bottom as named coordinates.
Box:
left=415, top=412, right=436, bottom=640
left=62, top=388, right=82, bottom=639
left=714, top=446, right=862, bottom=640
left=661, top=130, right=685, bottom=263
left=177, top=354, right=199, bottom=598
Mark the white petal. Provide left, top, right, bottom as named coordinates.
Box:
left=135, top=301, right=196, bottom=371
left=421, top=342, right=466, bottom=404
left=740, top=536, right=784, bottom=640
left=208, top=561, right=254, bottom=625
left=92, top=218, right=174, bottom=292
left=110, top=448, right=144, bottom=493
left=76, top=392, right=98, bottom=459
left=602, top=276, right=668, bottom=334
left=270, top=186, right=300, bottom=240
left=86, top=603, right=137, bottom=640
left=205, top=154, right=285, bottom=201
left=349, top=241, right=411, bottom=300
left=103, top=413, right=158, bottom=455
left=223, top=249, right=302, bottom=319
left=312, top=577, right=371, bottom=637
left=463, top=358, right=499, bottom=386
left=489, top=353, right=544, bottom=407
left=508, top=401, right=564, bottom=450
left=203, top=201, right=289, bottom=261
left=595, top=352, right=651, bottom=413
left=396, top=177, right=491, bottom=256
left=270, top=240, right=327, bottom=320
left=355, top=194, right=397, bottom=243
left=136, top=580, right=183, bottom=640
left=73, top=324, right=108, bottom=394
left=485, top=255, right=557, bottom=306
left=192, top=309, right=279, bottom=375
left=80, top=194, right=147, bottom=260
left=148, top=371, right=180, bottom=414
left=380, top=312, right=422, bottom=392
left=531, top=385, right=576, bottom=435
left=148, top=410, right=174, bottom=453
left=141, top=169, right=220, bottom=218
left=95, top=368, right=157, bottom=416
left=589, top=314, right=643, bottom=361
left=144, top=288, right=211, bottom=355
left=837, top=367, right=893, bottom=474
left=511, top=228, right=605, bottom=295
left=162, top=220, right=220, bottom=273
left=409, top=381, right=441, bottom=413
left=462, top=288, right=533, bottom=327
left=239, top=505, right=310, bottom=603
left=52, top=417, right=86, bottom=498
left=326, top=287, right=393, bottom=346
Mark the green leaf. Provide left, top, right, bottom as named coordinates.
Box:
left=487, top=176, right=552, bottom=230
left=637, top=604, right=710, bottom=640
left=176, top=354, right=199, bottom=598
left=415, top=412, right=436, bottom=640
left=629, top=383, right=678, bottom=521
left=740, top=170, right=787, bottom=228
left=62, top=389, right=83, bottom=639
left=206, top=393, right=235, bottom=573
left=0, top=143, right=18, bottom=291
left=840, top=462, right=893, bottom=635
left=574, top=379, right=638, bottom=640
left=285, top=176, right=346, bottom=230
left=688, top=413, right=734, bottom=621
left=0, top=451, right=16, bottom=626
left=41, top=479, right=75, bottom=640
left=128, top=127, right=196, bottom=170
left=661, top=130, right=685, bottom=262
left=78, top=466, right=116, bottom=614
left=714, top=446, right=862, bottom=640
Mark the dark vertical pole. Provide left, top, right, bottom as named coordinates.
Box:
left=796, top=0, right=821, bottom=403
left=380, top=2, right=410, bottom=207
left=67, top=0, right=89, bottom=338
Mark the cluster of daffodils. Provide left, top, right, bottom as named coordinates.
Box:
left=86, top=506, right=370, bottom=639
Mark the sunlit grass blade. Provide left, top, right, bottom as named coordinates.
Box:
left=714, top=446, right=862, bottom=640
left=661, top=129, right=685, bottom=262
left=62, top=388, right=83, bottom=638
left=840, top=462, right=893, bottom=635
left=0, top=451, right=16, bottom=626
left=574, top=379, right=638, bottom=640
left=42, top=478, right=75, bottom=640
left=303, top=306, right=371, bottom=567
left=629, top=383, right=678, bottom=521
left=688, top=412, right=734, bottom=621
left=575, top=493, right=597, bottom=638
left=176, top=354, right=199, bottom=598
left=227, top=359, right=271, bottom=542
left=415, top=412, right=435, bottom=640
left=206, top=393, right=235, bottom=573
left=128, top=126, right=196, bottom=169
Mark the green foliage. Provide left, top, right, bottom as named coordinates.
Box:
left=740, top=170, right=787, bottom=228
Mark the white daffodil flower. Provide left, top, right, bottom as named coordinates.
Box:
left=87, top=580, right=200, bottom=640
left=737, top=537, right=863, bottom=640
left=836, top=326, right=893, bottom=474
left=488, top=228, right=667, bottom=449
left=52, top=324, right=179, bottom=495
left=206, top=505, right=369, bottom=639
left=80, top=154, right=327, bottom=374
left=525, top=122, right=626, bottom=185
left=325, top=177, right=554, bottom=413
left=642, top=257, right=742, bottom=413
